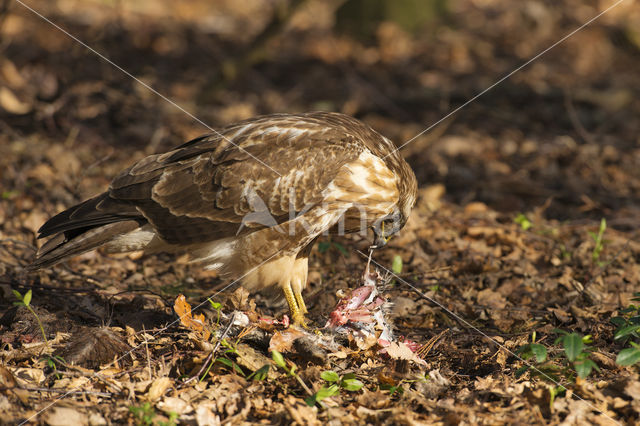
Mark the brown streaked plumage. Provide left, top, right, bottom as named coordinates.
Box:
left=29, top=112, right=417, bottom=326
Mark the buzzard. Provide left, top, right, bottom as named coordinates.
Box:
left=29, top=112, right=417, bottom=325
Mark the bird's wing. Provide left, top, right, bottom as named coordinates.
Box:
left=105, top=121, right=365, bottom=245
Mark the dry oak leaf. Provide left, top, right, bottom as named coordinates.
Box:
left=173, top=294, right=210, bottom=340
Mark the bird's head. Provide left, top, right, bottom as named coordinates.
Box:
left=371, top=164, right=417, bottom=248
left=371, top=201, right=414, bottom=248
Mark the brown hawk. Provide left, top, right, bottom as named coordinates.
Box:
left=29, top=112, right=417, bottom=325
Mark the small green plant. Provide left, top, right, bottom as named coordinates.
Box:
left=161, top=413, right=179, bottom=426
left=305, top=382, right=339, bottom=406
left=611, top=293, right=640, bottom=343
left=271, top=350, right=294, bottom=375
left=559, top=244, right=572, bottom=260
left=129, top=402, right=177, bottom=426
left=516, top=331, right=547, bottom=364
left=247, top=365, right=270, bottom=381
left=200, top=338, right=269, bottom=382
left=45, top=355, right=66, bottom=380
left=271, top=351, right=317, bottom=405
left=129, top=402, right=156, bottom=426
left=554, top=331, right=600, bottom=379
left=548, top=384, right=566, bottom=408
left=389, top=254, right=403, bottom=285
left=616, top=343, right=640, bottom=366
left=305, top=370, right=364, bottom=406
left=514, top=213, right=533, bottom=231
left=612, top=293, right=640, bottom=367
left=588, top=218, right=607, bottom=264
left=200, top=339, right=245, bottom=381
left=207, top=299, right=222, bottom=324
left=380, top=382, right=404, bottom=396
left=516, top=331, right=599, bottom=409
left=210, top=356, right=245, bottom=377
left=2, top=190, right=19, bottom=199
left=12, top=289, right=48, bottom=349
left=391, top=255, right=403, bottom=275
left=515, top=331, right=555, bottom=380
left=516, top=330, right=599, bottom=382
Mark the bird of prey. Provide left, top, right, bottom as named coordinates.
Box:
left=29, top=112, right=417, bottom=326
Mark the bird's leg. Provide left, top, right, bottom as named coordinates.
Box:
left=281, top=280, right=308, bottom=328
left=294, top=289, right=308, bottom=315
left=290, top=256, right=309, bottom=320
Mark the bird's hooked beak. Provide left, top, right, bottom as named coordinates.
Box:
left=372, top=209, right=404, bottom=249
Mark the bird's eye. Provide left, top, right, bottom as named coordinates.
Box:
left=383, top=217, right=396, bottom=226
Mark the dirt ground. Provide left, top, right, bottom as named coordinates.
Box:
left=1, top=0, right=640, bottom=424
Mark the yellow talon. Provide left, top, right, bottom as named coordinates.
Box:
left=281, top=280, right=309, bottom=328
left=293, top=313, right=309, bottom=329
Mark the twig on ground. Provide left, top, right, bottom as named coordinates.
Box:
left=49, top=358, right=125, bottom=393
left=20, top=386, right=113, bottom=397
left=416, top=328, right=449, bottom=358
left=183, top=312, right=237, bottom=386
left=143, top=325, right=152, bottom=380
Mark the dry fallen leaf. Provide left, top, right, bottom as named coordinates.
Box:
left=0, top=87, right=31, bottom=114
left=235, top=344, right=276, bottom=379
left=416, top=370, right=451, bottom=399
left=158, top=396, right=191, bottom=415
left=44, top=406, right=88, bottom=426
left=14, top=367, right=45, bottom=386
left=1, top=59, right=26, bottom=88
left=0, top=365, right=29, bottom=404
left=0, top=365, right=17, bottom=389
left=173, top=294, right=210, bottom=340
left=476, top=288, right=508, bottom=310
left=225, top=287, right=255, bottom=312
left=624, top=380, right=640, bottom=401
left=269, top=328, right=306, bottom=353
left=195, top=402, right=222, bottom=426
left=549, top=307, right=572, bottom=323
left=147, top=376, right=173, bottom=401
left=385, top=342, right=427, bottom=366
left=284, top=395, right=319, bottom=425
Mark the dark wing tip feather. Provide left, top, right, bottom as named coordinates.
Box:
left=37, top=194, right=106, bottom=238
left=30, top=191, right=146, bottom=270
left=37, top=193, right=142, bottom=238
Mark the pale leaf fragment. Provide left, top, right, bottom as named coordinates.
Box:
left=0, top=87, right=31, bottom=114
left=386, top=342, right=427, bottom=366
left=147, top=376, right=173, bottom=401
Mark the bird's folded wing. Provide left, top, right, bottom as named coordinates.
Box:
left=106, top=127, right=365, bottom=245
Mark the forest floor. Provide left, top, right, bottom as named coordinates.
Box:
left=1, top=0, right=640, bottom=424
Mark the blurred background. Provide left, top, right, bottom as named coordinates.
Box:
left=1, top=0, right=639, bottom=229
